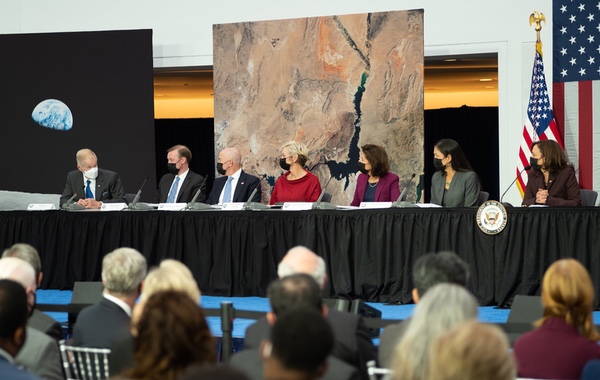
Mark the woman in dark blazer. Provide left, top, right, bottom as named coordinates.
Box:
left=351, top=144, right=400, bottom=206
left=522, top=139, right=581, bottom=206
left=431, top=139, right=480, bottom=207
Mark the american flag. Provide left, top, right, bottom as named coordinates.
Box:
left=516, top=39, right=562, bottom=196
left=552, top=1, right=600, bottom=191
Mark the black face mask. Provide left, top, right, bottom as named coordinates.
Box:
left=357, top=162, right=369, bottom=175
left=433, top=158, right=445, bottom=171
left=216, top=162, right=226, bottom=175
left=167, top=163, right=179, bottom=175
left=529, top=156, right=542, bottom=171
left=279, top=157, right=291, bottom=171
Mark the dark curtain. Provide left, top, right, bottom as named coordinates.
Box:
left=424, top=106, right=499, bottom=202
left=154, top=118, right=216, bottom=196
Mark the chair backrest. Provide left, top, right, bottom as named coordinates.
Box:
left=124, top=193, right=136, bottom=204
left=477, top=191, right=490, bottom=206
left=321, top=192, right=332, bottom=203
left=367, top=360, right=393, bottom=380
left=59, top=340, right=111, bottom=380
left=580, top=189, right=598, bottom=207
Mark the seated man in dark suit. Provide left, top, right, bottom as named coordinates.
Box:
left=231, top=274, right=360, bottom=380
left=0, top=279, right=42, bottom=380
left=206, top=147, right=261, bottom=205
left=72, top=248, right=147, bottom=349
left=2, top=243, right=62, bottom=341
left=244, top=246, right=375, bottom=380
left=378, top=251, right=470, bottom=368
left=156, top=144, right=206, bottom=203
left=60, top=148, right=127, bottom=209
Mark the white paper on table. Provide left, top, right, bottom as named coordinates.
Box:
left=359, top=202, right=393, bottom=209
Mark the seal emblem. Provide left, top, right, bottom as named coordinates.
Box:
left=476, top=200, right=508, bottom=235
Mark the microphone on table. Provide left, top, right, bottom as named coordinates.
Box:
left=392, top=173, right=418, bottom=208
left=312, top=176, right=337, bottom=210
left=62, top=186, right=86, bottom=210
left=500, top=166, right=531, bottom=207
left=243, top=174, right=269, bottom=210
left=126, top=177, right=154, bottom=211
left=185, top=175, right=212, bottom=211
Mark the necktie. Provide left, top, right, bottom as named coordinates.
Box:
left=85, top=180, right=93, bottom=199
left=223, top=177, right=234, bottom=203
left=167, top=176, right=180, bottom=203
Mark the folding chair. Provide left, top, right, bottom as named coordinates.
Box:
left=59, top=340, right=111, bottom=380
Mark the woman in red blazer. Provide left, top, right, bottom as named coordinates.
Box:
left=351, top=144, right=400, bottom=206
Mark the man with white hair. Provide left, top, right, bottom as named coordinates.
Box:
left=244, top=246, right=376, bottom=380
left=0, top=257, right=63, bottom=380
left=72, top=247, right=147, bottom=348
left=206, top=147, right=262, bottom=205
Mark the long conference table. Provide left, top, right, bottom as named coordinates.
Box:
left=1, top=207, right=599, bottom=307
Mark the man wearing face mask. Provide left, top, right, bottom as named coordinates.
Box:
left=206, top=147, right=262, bottom=205
left=60, top=148, right=127, bottom=209
left=156, top=144, right=206, bottom=203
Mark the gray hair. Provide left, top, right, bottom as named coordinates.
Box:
left=76, top=149, right=97, bottom=166
left=0, top=257, right=36, bottom=291
left=2, top=244, right=41, bottom=280
left=101, top=248, right=147, bottom=296
left=277, top=250, right=326, bottom=288
left=391, top=283, right=478, bottom=380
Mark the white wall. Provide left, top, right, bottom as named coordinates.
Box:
left=2, top=0, right=553, bottom=205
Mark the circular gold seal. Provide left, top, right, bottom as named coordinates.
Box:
left=476, top=200, right=508, bottom=235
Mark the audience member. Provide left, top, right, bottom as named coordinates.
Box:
left=119, top=291, right=215, bottom=380
left=244, top=246, right=376, bottom=378
left=427, top=320, right=515, bottom=380
left=60, top=148, right=127, bottom=208
left=391, top=283, right=478, bottom=380
left=513, top=259, right=600, bottom=379
left=2, top=243, right=62, bottom=341
left=0, top=279, right=41, bottom=380
left=72, top=247, right=147, bottom=348
left=156, top=144, right=206, bottom=203
left=180, top=364, right=251, bottom=380
left=0, top=258, right=62, bottom=380
left=379, top=251, right=469, bottom=368
left=206, top=147, right=262, bottom=205
left=231, top=274, right=360, bottom=380
left=269, top=141, right=321, bottom=204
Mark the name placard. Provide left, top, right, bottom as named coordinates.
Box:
left=101, top=203, right=128, bottom=211
left=157, top=203, right=187, bottom=211
left=27, top=203, right=56, bottom=211
left=221, top=202, right=245, bottom=211
left=359, top=202, right=393, bottom=209
left=282, top=202, right=314, bottom=211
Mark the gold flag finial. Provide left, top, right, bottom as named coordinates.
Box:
left=529, top=11, right=546, bottom=54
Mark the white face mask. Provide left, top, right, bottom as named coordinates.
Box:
left=84, top=167, right=98, bottom=179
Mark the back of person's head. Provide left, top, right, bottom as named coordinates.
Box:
left=538, top=258, right=599, bottom=340
left=277, top=246, right=326, bottom=288
left=2, top=243, right=41, bottom=281
left=427, top=321, right=515, bottom=380
left=280, top=141, right=309, bottom=167
left=0, top=258, right=37, bottom=317
left=267, top=273, right=323, bottom=316
left=264, top=308, right=334, bottom=380
left=180, top=364, right=250, bottom=380
left=101, top=248, right=147, bottom=297
left=361, top=144, right=390, bottom=177
left=127, top=290, right=215, bottom=380
left=412, top=251, right=470, bottom=298
left=0, top=279, right=28, bottom=356
left=434, top=139, right=474, bottom=172
left=531, top=139, right=570, bottom=173
left=141, top=259, right=200, bottom=303
left=392, top=283, right=478, bottom=380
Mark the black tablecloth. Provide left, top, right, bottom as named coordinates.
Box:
left=1, top=207, right=598, bottom=306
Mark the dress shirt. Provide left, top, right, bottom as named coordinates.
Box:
left=167, top=169, right=189, bottom=203
left=82, top=174, right=96, bottom=199
left=218, top=168, right=242, bottom=205
left=103, top=294, right=132, bottom=317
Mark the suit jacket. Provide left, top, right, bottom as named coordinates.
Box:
left=522, top=165, right=581, bottom=206
left=351, top=172, right=400, bottom=206
left=230, top=349, right=361, bottom=380
left=156, top=170, right=206, bottom=203
left=0, top=355, right=41, bottom=380
left=60, top=168, right=127, bottom=206
left=72, top=297, right=131, bottom=349
left=206, top=170, right=261, bottom=205
left=15, top=327, right=63, bottom=380
left=28, top=309, right=62, bottom=342
left=430, top=170, right=479, bottom=207
left=244, top=310, right=376, bottom=380
left=378, top=318, right=411, bottom=369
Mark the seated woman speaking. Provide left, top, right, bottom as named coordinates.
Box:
left=430, top=139, right=480, bottom=207
left=351, top=144, right=400, bottom=206
left=522, top=139, right=581, bottom=206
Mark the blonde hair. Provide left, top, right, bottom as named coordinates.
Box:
left=141, top=259, right=200, bottom=303
left=536, top=258, right=599, bottom=340
left=427, top=321, right=515, bottom=380
left=280, top=141, right=309, bottom=167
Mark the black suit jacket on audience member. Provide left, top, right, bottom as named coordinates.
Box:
left=29, top=309, right=63, bottom=342
left=206, top=170, right=261, bottom=204
left=60, top=169, right=127, bottom=206
left=72, top=297, right=130, bottom=349
left=244, top=309, right=376, bottom=380
left=377, top=318, right=411, bottom=369
left=156, top=170, right=206, bottom=203
left=230, top=349, right=361, bottom=380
